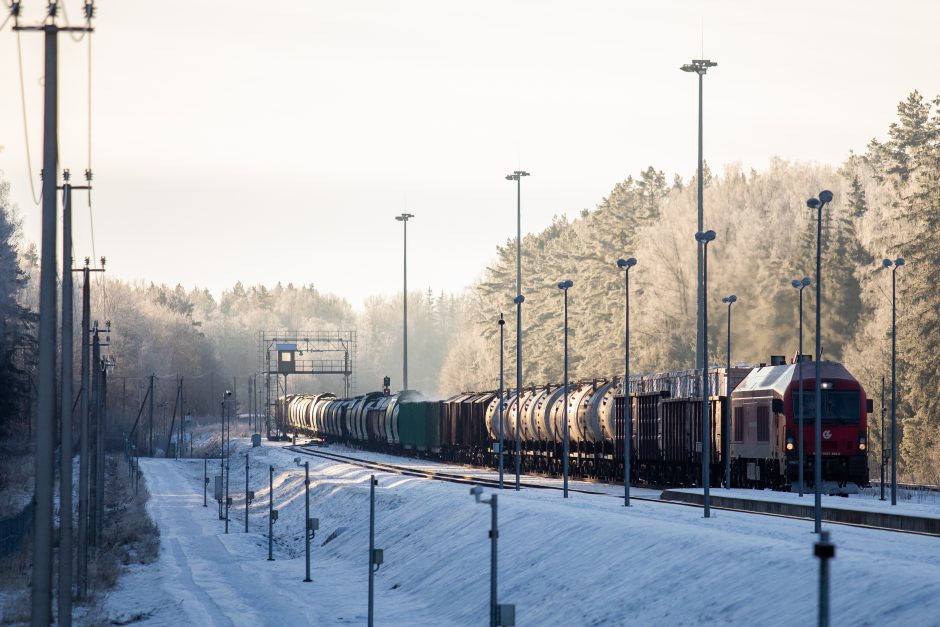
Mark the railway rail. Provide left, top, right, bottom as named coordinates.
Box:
left=286, top=443, right=940, bottom=537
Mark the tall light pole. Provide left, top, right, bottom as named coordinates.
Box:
left=807, top=190, right=833, bottom=534
left=681, top=59, right=717, bottom=370
left=617, top=258, right=637, bottom=506
left=557, top=279, right=573, bottom=498
left=721, top=294, right=737, bottom=490
left=505, top=170, right=529, bottom=491
left=223, top=390, right=232, bottom=534
left=395, top=213, right=414, bottom=390
left=695, top=230, right=716, bottom=517
left=498, top=312, right=505, bottom=489
left=883, top=256, right=904, bottom=506
left=791, top=277, right=811, bottom=497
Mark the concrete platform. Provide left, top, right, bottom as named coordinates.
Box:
left=661, top=489, right=940, bottom=536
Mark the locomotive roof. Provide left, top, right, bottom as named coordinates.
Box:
left=733, top=361, right=856, bottom=397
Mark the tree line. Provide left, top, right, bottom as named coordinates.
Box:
left=1, top=91, right=937, bottom=481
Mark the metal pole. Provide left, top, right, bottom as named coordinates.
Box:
left=490, top=494, right=498, bottom=627
left=149, top=375, right=154, bottom=457
left=268, top=465, right=274, bottom=561
left=702, top=241, right=710, bottom=517
left=696, top=70, right=704, bottom=369
left=59, top=181, right=74, bottom=626
left=498, top=313, right=505, bottom=489
left=624, top=266, right=631, bottom=506
left=513, top=174, right=526, bottom=492
left=368, top=475, right=376, bottom=627
left=799, top=286, right=805, bottom=497
left=815, top=531, right=834, bottom=627
left=225, top=397, right=230, bottom=534
left=77, top=266, right=90, bottom=599
left=814, top=200, right=823, bottom=533
left=880, top=376, right=885, bottom=501
left=562, top=287, right=569, bottom=498
left=891, top=267, right=897, bottom=506
left=96, top=357, right=107, bottom=546
left=304, top=461, right=311, bottom=582
left=90, top=328, right=100, bottom=545
left=245, top=451, right=250, bottom=533
left=31, top=22, right=59, bottom=625
left=204, top=456, right=208, bottom=507
left=403, top=218, right=408, bottom=390
left=725, top=300, right=731, bottom=489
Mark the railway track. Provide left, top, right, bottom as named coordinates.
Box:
left=286, top=443, right=940, bottom=537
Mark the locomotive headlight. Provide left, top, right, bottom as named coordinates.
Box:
left=786, top=434, right=794, bottom=451
left=859, top=433, right=867, bottom=451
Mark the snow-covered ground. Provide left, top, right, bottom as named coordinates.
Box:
left=106, top=438, right=940, bottom=626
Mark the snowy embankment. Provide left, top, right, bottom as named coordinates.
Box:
left=106, top=439, right=940, bottom=626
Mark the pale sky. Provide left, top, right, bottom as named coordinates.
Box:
left=1, top=1, right=938, bottom=309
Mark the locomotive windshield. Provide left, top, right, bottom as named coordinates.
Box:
left=794, top=390, right=861, bottom=424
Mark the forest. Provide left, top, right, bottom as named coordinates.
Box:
left=0, top=91, right=938, bottom=482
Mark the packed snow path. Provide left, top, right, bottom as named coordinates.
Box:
left=143, top=461, right=319, bottom=626
left=102, top=440, right=940, bottom=626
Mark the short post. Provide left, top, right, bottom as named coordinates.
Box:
left=304, top=461, right=311, bottom=582
left=268, top=465, right=275, bottom=561
left=204, top=456, right=208, bottom=507
left=490, top=494, right=498, bottom=627
left=814, top=531, right=835, bottom=627
left=471, top=486, right=514, bottom=627
left=368, top=475, right=383, bottom=627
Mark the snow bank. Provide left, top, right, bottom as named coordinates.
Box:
left=115, top=438, right=940, bottom=626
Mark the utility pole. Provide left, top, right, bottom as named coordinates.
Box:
left=149, top=374, right=155, bottom=456
left=90, top=323, right=101, bottom=545
left=12, top=3, right=94, bottom=621
left=76, top=259, right=97, bottom=598
left=58, top=173, right=75, bottom=626
left=95, top=330, right=112, bottom=547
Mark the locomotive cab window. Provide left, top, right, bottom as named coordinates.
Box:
left=795, top=390, right=861, bottom=424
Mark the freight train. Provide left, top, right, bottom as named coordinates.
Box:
left=276, top=356, right=871, bottom=491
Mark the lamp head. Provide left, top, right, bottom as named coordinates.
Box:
left=617, top=257, right=637, bottom=269
left=801, top=277, right=811, bottom=287
left=695, top=229, right=716, bottom=242
left=882, top=258, right=893, bottom=268
left=557, top=280, right=573, bottom=290
left=806, top=198, right=821, bottom=209
left=818, top=190, right=834, bottom=204
left=505, top=174, right=515, bottom=181
left=722, top=294, right=737, bottom=304
left=895, top=257, right=905, bottom=267
left=514, top=170, right=530, bottom=177
left=791, top=279, right=802, bottom=289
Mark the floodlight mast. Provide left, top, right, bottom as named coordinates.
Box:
left=505, top=170, right=529, bottom=491
left=680, top=58, right=717, bottom=372
left=395, top=213, right=415, bottom=390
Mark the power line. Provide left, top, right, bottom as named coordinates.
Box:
left=15, top=30, right=41, bottom=206
left=59, top=0, right=89, bottom=42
